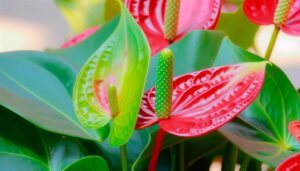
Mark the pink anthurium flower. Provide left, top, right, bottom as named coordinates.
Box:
left=60, top=25, right=100, bottom=48
left=244, top=0, right=300, bottom=36
left=276, top=153, right=300, bottom=171
left=137, top=49, right=267, bottom=171
left=125, top=0, right=222, bottom=55
left=137, top=62, right=267, bottom=137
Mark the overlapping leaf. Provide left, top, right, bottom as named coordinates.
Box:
left=73, top=2, right=151, bottom=146
left=0, top=106, right=91, bottom=171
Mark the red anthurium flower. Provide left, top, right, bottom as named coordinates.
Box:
left=136, top=62, right=267, bottom=137
left=288, top=121, right=300, bottom=143
left=244, top=0, right=300, bottom=36
left=60, top=25, right=100, bottom=48
left=125, top=0, right=222, bottom=55
left=276, top=153, right=300, bottom=171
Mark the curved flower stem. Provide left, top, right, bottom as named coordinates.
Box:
left=120, top=145, right=128, bottom=171
left=178, top=142, right=185, bottom=171
left=264, top=27, right=280, bottom=60
left=221, top=143, right=238, bottom=171
left=148, top=128, right=167, bottom=171
left=108, top=85, right=128, bottom=171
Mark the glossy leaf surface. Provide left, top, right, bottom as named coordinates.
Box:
left=138, top=62, right=266, bottom=137
left=0, top=51, right=108, bottom=141
left=63, top=156, right=109, bottom=171
left=244, top=0, right=300, bottom=35
left=125, top=0, right=222, bottom=55
left=0, top=106, right=88, bottom=171
left=276, top=153, right=300, bottom=171
left=73, top=2, right=150, bottom=146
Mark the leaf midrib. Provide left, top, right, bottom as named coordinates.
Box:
left=0, top=68, right=94, bottom=140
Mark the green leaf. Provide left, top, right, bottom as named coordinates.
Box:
left=216, top=4, right=259, bottom=49
left=0, top=51, right=109, bottom=141
left=0, top=106, right=88, bottom=171
left=97, top=130, right=150, bottom=171
left=63, top=156, right=109, bottom=171
left=54, top=0, right=119, bottom=33
left=72, top=2, right=151, bottom=146
left=47, top=17, right=119, bottom=68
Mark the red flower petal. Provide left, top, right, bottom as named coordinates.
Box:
left=177, top=0, right=222, bottom=35
left=126, top=0, right=222, bottom=55
left=60, top=25, right=100, bottom=48
left=136, top=90, right=159, bottom=129
left=276, top=153, right=300, bottom=171
left=138, top=62, right=266, bottom=137
left=281, top=0, right=300, bottom=35
left=288, top=121, right=300, bottom=144
left=243, top=0, right=278, bottom=25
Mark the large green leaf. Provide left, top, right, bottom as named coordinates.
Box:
left=63, top=156, right=109, bottom=171
left=0, top=51, right=108, bottom=141
left=72, top=2, right=150, bottom=146
left=0, top=105, right=88, bottom=171
left=54, top=0, right=119, bottom=33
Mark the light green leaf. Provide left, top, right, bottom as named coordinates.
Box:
left=0, top=51, right=108, bottom=141
left=73, top=2, right=150, bottom=146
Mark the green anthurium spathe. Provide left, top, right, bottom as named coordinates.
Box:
left=73, top=1, right=151, bottom=147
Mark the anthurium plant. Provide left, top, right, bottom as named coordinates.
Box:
left=0, top=0, right=299, bottom=171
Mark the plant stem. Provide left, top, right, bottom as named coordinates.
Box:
left=239, top=156, right=251, bottom=171
left=148, top=128, right=167, bottom=171
left=221, top=143, right=238, bottom=171
left=120, top=145, right=128, bottom=171
left=178, top=142, right=185, bottom=171
left=108, top=85, right=128, bottom=171
left=264, top=27, right=280, bottom=60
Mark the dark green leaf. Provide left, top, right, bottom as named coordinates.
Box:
left=0, top=105, right=88, bottom=171
left=63, top=156, right=109, bottom=171
left=0, top=51, right=109, bottom=141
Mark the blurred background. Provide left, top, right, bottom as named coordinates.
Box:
left=0, top=0, right=299, bottom=89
